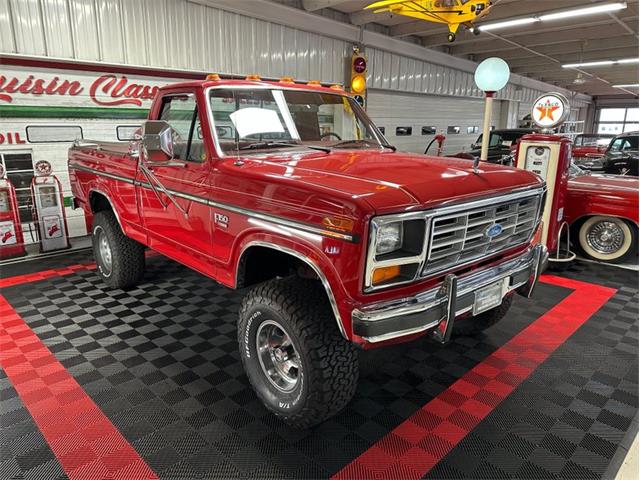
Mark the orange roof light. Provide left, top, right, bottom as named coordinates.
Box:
left=279, top=76, right=295, bottom=84
left=206, top=73, right=221, bottom=81
left=330, top=84, right=344, bottom=91
left=245, top=74, right=262, bottom=81
left=307, top=80, right=322, bottom=86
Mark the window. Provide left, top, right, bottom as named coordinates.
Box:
left=467, top=126, right=479, bottom=134
left=447, top=126, right=461, bottom=134
left=159, top=94, right=204, bottom=162
left=0, top=152, right=34, bottom=223
left=597, top=107, right=639, bottom=135
left=116, top=125, right=141, bottom=141
left=209, top=88, right=384, bottom=154
left=26, top=125, right=83, bottom=143
left=421, top=126, right=437, bottom=135
left=396, top=126, right=412, bottom=136
left=609, top=135, right=638, bottom=152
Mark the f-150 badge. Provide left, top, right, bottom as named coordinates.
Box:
left=214, top=212, right=229, bottom=229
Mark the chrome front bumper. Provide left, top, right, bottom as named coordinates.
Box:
left=352, top=244, right=548, bottom=344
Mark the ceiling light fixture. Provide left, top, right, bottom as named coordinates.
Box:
left=613, top=83, right=640, bottom=88
left=562, top=58, right=639, bottom=68
left=478, top=1, right=627, bottom=32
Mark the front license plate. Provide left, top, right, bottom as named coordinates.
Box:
left=473, top=280, right=504, bottom=315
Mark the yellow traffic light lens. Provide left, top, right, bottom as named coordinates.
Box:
left=351, top=74, right=366, bottom=94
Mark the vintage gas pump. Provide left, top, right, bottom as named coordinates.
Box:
left=31, top=160, right=70, bottom=252
left=0, top=163, right=27, bottom=259
left=515, top=93, right=575, bottom=264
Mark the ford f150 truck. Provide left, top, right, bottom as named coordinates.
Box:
left=69, top=76, right=547, bottom=427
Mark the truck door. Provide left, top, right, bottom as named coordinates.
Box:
left=137, top=92, right=215, bottom=277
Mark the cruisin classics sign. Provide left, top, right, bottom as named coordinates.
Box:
left=0, top=65, right=185, bottom=108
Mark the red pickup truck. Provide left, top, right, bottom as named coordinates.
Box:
left=69, top=77, right=547, bottom=427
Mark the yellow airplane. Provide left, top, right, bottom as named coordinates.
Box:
left=364, top=0, right=494, bottom=42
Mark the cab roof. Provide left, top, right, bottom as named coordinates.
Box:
left=156, top=78, right=348, bottom=95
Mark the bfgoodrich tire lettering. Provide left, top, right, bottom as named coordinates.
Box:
left=238, top=278, right=358, bottom=428
left=92, top=210, right=145, bottom=289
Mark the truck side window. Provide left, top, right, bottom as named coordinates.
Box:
left=158, top=94, right=204, bottom=162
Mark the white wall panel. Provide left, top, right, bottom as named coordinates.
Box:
left=96, top=0, right=125, bottom=64
left=41, top=0, right=74, bottom=58
left=9, top=0, right=46, bottom=55
left=68, top=0, right=100, bottom=60
left=1, top=0, right=591, bottom=109
left=0, top=0, right=16, bottom=53
left=368, top=89, right=505, bottom=156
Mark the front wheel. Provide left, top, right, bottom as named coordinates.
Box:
left=92, top=210, right=145, bottom=289
left=577, top=216, right=636, bottom=263
left=238, top=278, right=358, bottom=428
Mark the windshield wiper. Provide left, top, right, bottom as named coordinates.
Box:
left=239, top=141, right=330, bottom=154
left=331, top=139, right=396, bottom=151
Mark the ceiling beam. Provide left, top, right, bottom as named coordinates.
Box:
left=427, top=20, right=636, bottom=50
left=471, top=36, right=640, bottom=61
left=301, top=0, right=346, bottom=11
left=350, top=10, right=388, bottom=26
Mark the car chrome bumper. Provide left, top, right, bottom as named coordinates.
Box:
left=352, top=244, right=548, bottom=344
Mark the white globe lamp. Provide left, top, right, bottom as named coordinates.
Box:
left=474, top=58, right=511, bottom=167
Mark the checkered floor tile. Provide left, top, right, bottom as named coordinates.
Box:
left=0, top=251, right=637, bottom=479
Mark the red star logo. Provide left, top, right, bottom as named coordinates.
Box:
left=536, top=99, right=560, bottom=121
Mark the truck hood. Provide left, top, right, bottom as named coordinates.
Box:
left=569, top=173, right=639, bottom=194
left=253, top=149, right=543, bottom=213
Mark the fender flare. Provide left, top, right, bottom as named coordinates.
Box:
left=237, top=240, right=349, bottom=340
left=88, top=188, right=124, bottom=231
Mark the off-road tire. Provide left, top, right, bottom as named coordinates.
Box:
left=453, top=294, right=513, bottom=336
left=238, top=277, right=358, bottom=428
left=92, top=210, right=145, bottom=289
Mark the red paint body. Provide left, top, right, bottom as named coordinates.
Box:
left=69, top=79, right=543, bottom=345
left=565, top=172, right=639, bottom=227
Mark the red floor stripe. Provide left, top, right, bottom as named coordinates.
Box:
left=0, top=262, right=96, bottom=289
left=0, top=295, right=159, bottom=480
left=332, top=274, right=617, bottom=480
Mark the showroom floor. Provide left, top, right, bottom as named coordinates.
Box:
left=0, top=250, right=637, bottom=480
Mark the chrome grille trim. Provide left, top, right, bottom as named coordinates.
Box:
left=422, top=194, right=541, bottom=277
left=364, top=186, right=545, bottom=292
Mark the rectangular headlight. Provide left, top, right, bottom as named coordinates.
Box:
left=376, top=222, right=403, bottom=255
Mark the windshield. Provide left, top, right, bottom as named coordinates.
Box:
left=475, top=131, right=527, bottom=148
left=569, top=162, right=587, bottom=177
left=574, top=134, right=613, bottom=147
left=209, top=88, right=386, bottom=154
left=608, top=135, right=639, bottom=152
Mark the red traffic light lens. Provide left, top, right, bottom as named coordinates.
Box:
left=353, top=56, right=367, bottom=74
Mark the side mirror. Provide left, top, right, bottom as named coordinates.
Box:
left=141, top=120, right=174, bottom=163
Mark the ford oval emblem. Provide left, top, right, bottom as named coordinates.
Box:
left=486, top=224, right=503, bottom=239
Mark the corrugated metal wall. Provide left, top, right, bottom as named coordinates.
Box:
left=0, top=0, right=591, bottom=108
left=368, top=90, right=504, bottom=155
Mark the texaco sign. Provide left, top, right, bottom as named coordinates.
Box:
left=531, top=92, right=570, bottom=130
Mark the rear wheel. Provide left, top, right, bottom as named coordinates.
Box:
left=92, top=210, right=145, bottom=289
left=453, top=294, right=513, bottom=336
left=576, top=216, right=636, bottom=263
left=238, top=278, right=358, bottom=428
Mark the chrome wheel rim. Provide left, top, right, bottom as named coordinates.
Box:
left=96, top=227, right=113, bottom=274
left=256, top=320, right=301, bottom=392
left=586, top=221, right=625, bottom=255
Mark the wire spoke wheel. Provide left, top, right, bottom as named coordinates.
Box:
left=256, top=320, right=301, bottom=392
left=586, top=220, right=625, bottom=255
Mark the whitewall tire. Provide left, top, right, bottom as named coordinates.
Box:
left=577, top=216, right=636, bottom=263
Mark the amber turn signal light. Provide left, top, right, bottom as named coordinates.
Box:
left=279, top=76, right=295, bottom=84
left=330, top=84, right=344, bottom=91
left=245, top=74, right=262, bottom=81
left=322, top=217, right=354, bottom=232
left=372, top=266, right=401, bottom=285
left=206, top=73, right=221, bottom=81
left=307, top=80, right=322, bottom=86
left=532, top=221, right=544, bottom=245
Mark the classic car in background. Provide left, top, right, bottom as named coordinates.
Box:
left=451, top=128, right=537, bottom=164
left=566, top=163, right=638, bottom=262
left=599, top=131, right=639, bottom=176
left=571, top=133, right=615, bottom=170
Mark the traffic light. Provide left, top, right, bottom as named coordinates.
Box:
left=350, top=51, right=367, bottom=108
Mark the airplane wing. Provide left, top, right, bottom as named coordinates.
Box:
left=365, top=0, right=415, bottom=11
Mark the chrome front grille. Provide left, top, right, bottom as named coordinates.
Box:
left=422, top=195, right=540, bottom=276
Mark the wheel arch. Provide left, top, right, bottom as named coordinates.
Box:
left=236, top=240, right=348, bottom=339
left=570, top=213, right=639, bottom=234
left=88, top=188, right=124, bottom=231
